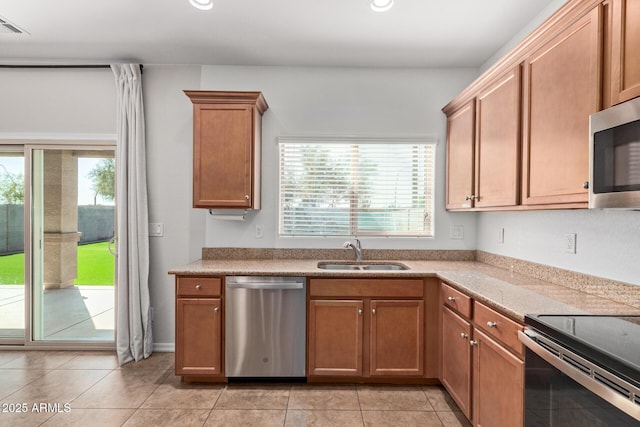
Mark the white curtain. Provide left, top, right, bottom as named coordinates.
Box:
left=111, top=64, right=152, bottom=365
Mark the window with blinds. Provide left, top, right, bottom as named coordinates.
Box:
left=279, top=139, right=435, bottom=237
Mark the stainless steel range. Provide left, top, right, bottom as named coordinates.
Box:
left=520, top=314, right=640, bottom=426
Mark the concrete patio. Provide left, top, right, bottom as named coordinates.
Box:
left=0, top=285, right=114, bottom=341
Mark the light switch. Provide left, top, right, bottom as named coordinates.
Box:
left=149, top=223, right=164, bottom=237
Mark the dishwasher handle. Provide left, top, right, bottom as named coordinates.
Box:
left=226, top=280, right=305, bottom=290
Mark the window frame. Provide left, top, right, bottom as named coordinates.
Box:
left=277, top=135, right=437, bottom=238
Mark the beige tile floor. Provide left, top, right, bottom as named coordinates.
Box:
left=0, top=351, right=471, bottom=427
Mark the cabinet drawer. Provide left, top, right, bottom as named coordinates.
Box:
left=474, top=301, right=523, bottom=357
left=309, top=279, right=423, bottom=298
left=441, top=282, right=472, bottom=318
left=177, top=277, right=222, bottom=297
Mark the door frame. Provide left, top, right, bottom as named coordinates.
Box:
left=0, top=138, right=117, bottom=350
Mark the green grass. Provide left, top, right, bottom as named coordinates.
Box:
left=0, top=242, right=114, bottom=286
left=75, top=242, right=115, bottom=285
left=0, top=251, right=24, bottom=285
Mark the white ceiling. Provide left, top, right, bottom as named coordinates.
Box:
left=0, top=0, right=560, bottom=68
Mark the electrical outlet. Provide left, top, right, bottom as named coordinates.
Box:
left=564, top=233, right=577, bottom=254
left=149, top=223, right=164, bottom=237
left=449, top=225, right=464, bottom=240
left=255, top=225, right=264, bottom=239
left=498, top=227, right=505, bottom=244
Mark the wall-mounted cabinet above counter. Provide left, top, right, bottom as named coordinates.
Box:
left=443, top=0, right=640, bottom=211
left=184, top=90, right=268, bottom=209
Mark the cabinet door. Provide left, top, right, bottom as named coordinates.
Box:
left=441, top=306, right=472, bottom=419
left=446, top=100, right=476, bottom=209
left=522, top=6, right=602, bottom=206
left=175, top=298, right=222, bottom=376
left=308, top=300, right=363, bottom=376
left=370, top=300, right=424, bottom=376
left=193, top=104, right=253, bottom=208
left=475, top=67, right=521, bottom=208
left=473, top=329, right=524, bottom=427
left=609, top=0, right=640, bottom=105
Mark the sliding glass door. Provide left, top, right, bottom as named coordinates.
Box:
left=0, top=143, right=116, bottom=347
left=0, top=150, right=25, bottom=342
left=31, top=147, right=116, bottom=343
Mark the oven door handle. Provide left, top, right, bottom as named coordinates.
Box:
left=518, top=330, right=640, bottom=422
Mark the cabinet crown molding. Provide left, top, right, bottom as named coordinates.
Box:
left=184, top=90, right=269, bottom=114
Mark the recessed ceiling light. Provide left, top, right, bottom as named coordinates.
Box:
left=370, top=0, right=394, bottom=12
left=190, top=0, right=213, bottom=11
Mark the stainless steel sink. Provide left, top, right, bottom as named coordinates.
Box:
left=360, top=264, right=408, bottom=270
left=317, top=262, right=409, bottom=271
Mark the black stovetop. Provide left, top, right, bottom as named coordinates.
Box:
left=525, top=314, right=640, bottom=388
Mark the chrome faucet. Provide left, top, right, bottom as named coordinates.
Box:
left=343, top=239, right=363, bottom=262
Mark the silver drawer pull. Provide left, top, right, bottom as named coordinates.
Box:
left=487, top=321, right=497, bottom=328
left=469, top=340, right=478, bottom=347
left=447, top=296, right=456, bottom=302
left=214, top=307, right=219, bottom=313
left=195, top=284, right=201, bottom=290
left=372, top=308, right=376, bottom=315
left=358, top=309, right=362, bottom=315
left=460, top=333, right=468, bottom=339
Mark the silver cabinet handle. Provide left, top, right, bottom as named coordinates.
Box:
left=460, top=333, right=468, bottom=339
left=244, top=194, right=250, bottom=200
left=469, top=340, right=478, bottom=347
left=195, top=284, right=201, bottom=290
left=214, top=307, right=219, bottom=313
left=447, top=296, right=456, bottom=302
left=372, top=308, right=376, bottom=315
left=487, top=321, right=497, bottom=328
left=358, top=309, right=362, bottom=315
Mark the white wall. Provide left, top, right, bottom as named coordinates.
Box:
left=0, top=68, right=115, bottom=135
left=477, top=210, right=640, bottom=286
left=200, top=65, right=479, bottom=250
left=143, top=65, right=205, bottom=347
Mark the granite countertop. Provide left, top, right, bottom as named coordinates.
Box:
left=169, top=258, right=640, bottom=322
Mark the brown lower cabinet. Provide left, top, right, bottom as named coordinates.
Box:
left=441, top=305, right=473, bottom=419
left=175, top=276, right=224, bottom=380
left=308, top=278, right=426, bottom=379
left=473, top=329, right=524, bottom=427
left=440, top=281, right=524, bottom=426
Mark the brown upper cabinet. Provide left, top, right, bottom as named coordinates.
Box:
left=184, top=91, right=268, bottom=209
left=607, top=0, right=640, bottom=105
left=522, top=5, right=602, bottom=206
left=445, top=66, right=521, bottom=210
left=445, top=100, right=475, bottom=209
left=475, top=66, right=522, bottom=208
left=443, top=0, right=640, bottom=211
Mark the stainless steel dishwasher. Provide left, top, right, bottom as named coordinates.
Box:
left=225, top=276, right=306, bottom=378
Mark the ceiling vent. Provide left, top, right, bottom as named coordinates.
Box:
left=0, top=16, right=28, bottom=35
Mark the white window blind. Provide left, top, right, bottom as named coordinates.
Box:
left=279, top=138, right=435, bottom=237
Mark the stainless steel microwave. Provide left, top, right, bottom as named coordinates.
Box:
left=589, top=96, right=640, bottom=209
